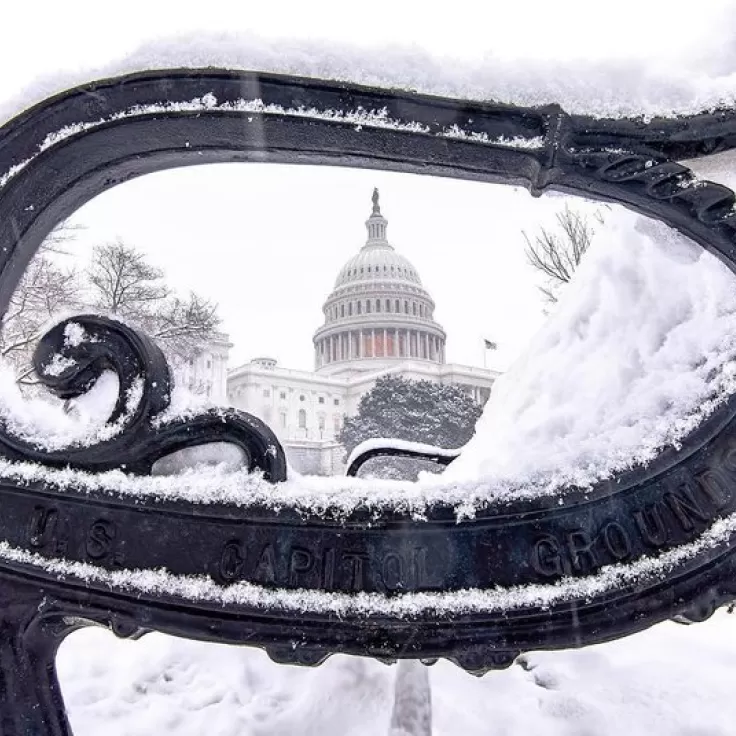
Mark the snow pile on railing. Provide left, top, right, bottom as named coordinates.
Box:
left=2, top=30, right=736, bottom=125
left=0, top=367, right=118, bottom=450
left=444, top=211, right=736, bottom=492
left=0, top=361, right=210, bottom=453
left=0, top=93, right=543, bottom=196
left=4, top=507, right=736, bottom=615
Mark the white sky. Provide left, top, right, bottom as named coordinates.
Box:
left=0, top=1, right=733, bottom=371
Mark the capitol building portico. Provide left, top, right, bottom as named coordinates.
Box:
left=226, top=190, right=498, bottom=476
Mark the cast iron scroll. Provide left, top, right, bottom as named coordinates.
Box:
left=1, top=68, right=736, bottom=734
left=0, top=313, right=288, bottom=480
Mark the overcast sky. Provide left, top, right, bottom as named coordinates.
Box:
left=0, top=1, right=732, bottom=372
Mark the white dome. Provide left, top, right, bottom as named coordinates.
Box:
left=334, top=245, right=422, bottom=288
left=313, top=189, right=446, bottom=374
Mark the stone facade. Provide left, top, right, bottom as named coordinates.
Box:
left=173, top=331, right=232, bottom=404
left=227, top=190, right=498, bottom=475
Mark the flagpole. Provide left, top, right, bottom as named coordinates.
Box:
left=482, top=339, right=497, bottom=370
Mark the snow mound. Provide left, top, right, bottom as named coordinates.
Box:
left=3, top=30, right=736, bottom=125
left=445, top=211, right=736, bottom=493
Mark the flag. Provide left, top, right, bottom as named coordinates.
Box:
left=483, top=339, right=497, bottom=350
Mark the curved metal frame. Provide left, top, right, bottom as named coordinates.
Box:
left=0, top=68, right=736, bottom=733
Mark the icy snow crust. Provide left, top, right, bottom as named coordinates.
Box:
left=2, top=32, right=736, bottom=125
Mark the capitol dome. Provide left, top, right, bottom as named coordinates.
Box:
left=313, top=189, right=446, bottom=375
left=333, top=242, right=422, bottom=288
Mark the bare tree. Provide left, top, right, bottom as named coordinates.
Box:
left=0, top=246, right=80, bottom=383
left=42, top=221, right=87, bottom=256
left=149, top=292, right=220, bottom=359
left=524, top=204, right=606, bottom=304
left=0, top=234, right=221, bottom=387
left=86, top=240, right=220, bottom=361
left=87, top=240, right=169, bottom=318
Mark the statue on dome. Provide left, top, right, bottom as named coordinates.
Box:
left=372, top=187, right=380, bottom=214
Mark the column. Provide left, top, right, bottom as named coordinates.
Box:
left=359, top=329, right=363, bottom=359
left=394, top=328, right=399, bottom=357
left=383, top=328, right=387, bottom=359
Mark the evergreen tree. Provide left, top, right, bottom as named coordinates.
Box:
left=339, top=375, right=483, bottom=479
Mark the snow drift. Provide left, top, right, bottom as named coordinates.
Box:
left=445, top=210, right=736, bottom=493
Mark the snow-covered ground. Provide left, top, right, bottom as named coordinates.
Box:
left=58, top=611, right=736, bottom=736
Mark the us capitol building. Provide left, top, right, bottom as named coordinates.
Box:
left=225, top=190, right=498, bottom=475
